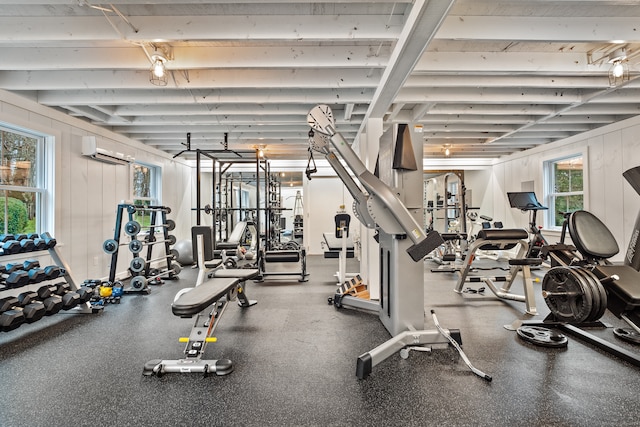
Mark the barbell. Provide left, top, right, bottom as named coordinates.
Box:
left=129, top=263, right=182, bottom=290
left=126, top=205, right=171, bottom=215
left=129, top=236, right=177, bottom=254
left=129, top=251, right=178, bottom=273
left=124, top=219, right=176, bottom=236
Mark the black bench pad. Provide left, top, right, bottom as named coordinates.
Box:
left=477, top=228, right=528, bottom=241
left=210, top=268, right=260, bottom=280
left=594, top=265, right=640, bottom=305
left=172, top=277, right=239, bottom=317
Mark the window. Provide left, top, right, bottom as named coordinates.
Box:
left=0, top=126, right=46, bottom=235
left=545, top=155, right=584, bottom=228
left=132, top=162, right=161, bottom=228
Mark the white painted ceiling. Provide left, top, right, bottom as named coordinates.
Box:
left=1, top=0, right=639, bottom=161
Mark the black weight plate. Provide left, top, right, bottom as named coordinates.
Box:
left=517, top=325, right=568, bottom=348
left=572, top=268, right=606, bottom=322
left=613, top=327, right=640, bottom=344
left=543, top=266, right=593, bottom=323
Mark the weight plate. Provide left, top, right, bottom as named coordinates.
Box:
left=124, top=220, right=141, bottom=236
left=171, top=262, right=181, bottom=276
left=542, top=266, right=594, bottom=323
left=129, top=239, right=142, bottom=254
left=127, top=205, right=137, bottom=214
left=130, top=257, right=145, bottom=273
left=517, top=325, right=568, bottom=348
left=613, top=327, right=640, bottom=345
left=572, top=268, right=607, bottom=322
left=130, top=276, right=146, bottom=290
left=166, top=219, right=176, bottom=231
left=103, top=239, right=118, bottom=254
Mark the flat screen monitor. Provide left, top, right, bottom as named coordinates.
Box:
left=507, top=191, right=547, bottom=210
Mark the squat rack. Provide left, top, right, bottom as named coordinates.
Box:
left=174, top=132, right=284, bottom=258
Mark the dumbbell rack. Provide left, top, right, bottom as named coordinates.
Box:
left=0, top=232, right=101, bottom=332
left=105, top=203, right=178, bottom=294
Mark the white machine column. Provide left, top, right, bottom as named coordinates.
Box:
left=377, top=123, right=425, bottom=335
left=359, top=119, right=382, bottom=300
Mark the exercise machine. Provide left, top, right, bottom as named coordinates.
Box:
left=454, top=228, right=540, bottom=315
left=507, top=191, right=549, bottom=259
left=515, top=166, right=640, bottom=364
left=307, top=105, right=490, bottom=381
left=322, top=207, right=357, bottom=285
left=143, top=231, right=258, bottom=377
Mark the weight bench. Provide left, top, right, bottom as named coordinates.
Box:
left=455, top=228, right=539, bottom=315
left=257, top=247, right=309, bottom=282
left=566, top=210, right=640, bottom=334
left=143, top=233, right=258, bottom=377
left=322, top=232, right=354, bottom=259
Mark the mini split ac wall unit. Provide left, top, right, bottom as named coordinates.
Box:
left=81, top=136, right=135, bottom=166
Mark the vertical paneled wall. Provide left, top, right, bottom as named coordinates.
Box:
left=0, top=91, right=194, bottom=282
left=491, top=114, right=640, bottom=262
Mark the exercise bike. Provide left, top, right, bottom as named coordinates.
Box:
left=507, top=191, right=549, bottom=259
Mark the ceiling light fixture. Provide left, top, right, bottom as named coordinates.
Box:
left=443, top=145, right=451, bottom=157
left=149, top=49, right=169, bottom=86
left=608, top=48, right=629, bottom=86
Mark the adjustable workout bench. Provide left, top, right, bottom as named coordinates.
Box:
left=455, top=228, right=540, bottom=315
left=143, top=233, right=258, bottom=377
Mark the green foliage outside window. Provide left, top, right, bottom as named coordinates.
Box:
left=0, top=197, right=29, bottom=234
left=549, top=156, right=584, bottom=227
left=0, top=129, right=39, bottom=234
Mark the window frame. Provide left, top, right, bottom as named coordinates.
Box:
left=131, top=161, right=162, bottom=232
left=0, top=124, right=50, bottom=235
left=543, top=151, right=589, bottom=231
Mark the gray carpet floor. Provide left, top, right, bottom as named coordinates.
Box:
left=0, top=255, right=639, bottom=427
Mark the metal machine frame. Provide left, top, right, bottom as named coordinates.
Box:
left=307, top=105, right=488, bottom=380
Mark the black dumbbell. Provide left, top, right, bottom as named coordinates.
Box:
left=21, top=260, right=47, bottom=284
left=0, top=267, right=30, bottom=288
left=32, top=238, right=48, bottom=251
left=30, top=287, right=63, bottom=316
left=38, top=284, right=79, bottom=310
left=39, top=232, right=57, bottom=249
left=0, top=234, right=15, bottom=243
left=43, top=265, right=62, bottom=280
left=18, top=239, right=35, bottom=252
left=0, top=296, right=46, bottom=331
left=0, top=240, right=21, bottom=255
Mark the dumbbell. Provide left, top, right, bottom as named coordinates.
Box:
left=0, top=265, right=30, bottom=288
left=0, top=295, right=46, bottom=331
left=37, top=283, right=80, bottom=310
left=20, top=288, right=63, bottom=316
left=0, top=240, right=21, bottom=255
left=19, top=260, right=47, bottom=284
left=0, top=234, right=16, bottom=243
left=39, top=283, right=93, bottom=309
left=39, top=232, right=57, bottom=249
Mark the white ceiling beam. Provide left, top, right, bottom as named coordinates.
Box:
left=0, top=69, right=382, bottom=90
left=34, top=88, right=376, bottom=105
left=113, top=124, right=360, bottom=134
left=395, top=87, right=587, bottom=104
left=102, top=114, right=361, bottom=126
left=365, top=0, right=455, bottom=120
left=0, top=15, right=403, bottom=42
left=0, top=46, right=390, bottom=70
left=405, top=75, right=614, bottom=88
left=112, top=104, right=368, bottom=116
left=414, top=52, right=611, bottom=73
left=437, top=16, right=640, bottom=42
